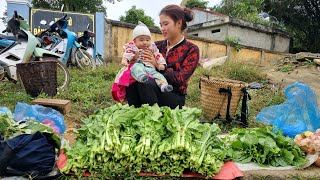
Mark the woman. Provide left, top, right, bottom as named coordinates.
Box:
left=126, top=5, right=200, bottom=109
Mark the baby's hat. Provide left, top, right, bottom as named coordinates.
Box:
left=132, top=21, right=151, bottom=40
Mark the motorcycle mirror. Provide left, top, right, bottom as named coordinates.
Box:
left=14, top=11, right=19, bottom=19
left=86, top=24, right=90, bottom=30
left=61, top=4, right=64, bottom=12
left=49, top=21, right=54, bottom=26
left=40, top=20, right=47, bottom=25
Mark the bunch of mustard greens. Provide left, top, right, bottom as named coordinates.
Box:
left=62, top=104, right=226, bottom=178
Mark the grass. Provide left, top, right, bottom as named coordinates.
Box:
left=2, top=61, right=312, bottom=179
left=200, top=61, right=266, bottom=83
left=276, top=63, right=296, bottom=73
left=0, top=64, right=120, bottom=122
left=0, top=61, right=285, bottom=128
left=303, top=58, right=317, bottom=67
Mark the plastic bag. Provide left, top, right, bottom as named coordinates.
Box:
left=13, top=102, right=66, bottom=134
left=257, top=82, right=320, bottom=137
left=0, top=107, right=12, bottom=116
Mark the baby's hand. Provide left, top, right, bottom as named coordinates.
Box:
left=121, top=58, right=129, bottom=66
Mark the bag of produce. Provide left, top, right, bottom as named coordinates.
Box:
left=294, top=130, right=320, bottom=167
left=14, top=102, right=66, bottom=134
left=257, top=82, right=320, bottom=137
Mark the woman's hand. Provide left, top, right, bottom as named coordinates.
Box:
left=142, top=50, right=158, bottom=69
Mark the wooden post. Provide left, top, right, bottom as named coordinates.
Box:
left=32, top=98, right=71, bottom=115
left=260, top=50, right=265, bottom=65
left=226, top=44, right=231, bottom=60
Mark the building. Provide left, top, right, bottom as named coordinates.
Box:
left=188, top=8, right=291, bottom=53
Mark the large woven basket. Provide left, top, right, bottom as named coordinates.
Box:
left=17, top=61, right=57, bottom=97
left=200, top=76, right=247, bottom=119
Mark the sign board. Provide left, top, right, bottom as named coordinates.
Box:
left=30, top=9, right=95, bottom=37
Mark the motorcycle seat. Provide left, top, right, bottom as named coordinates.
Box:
left=0, top=35, right=16, bottom=41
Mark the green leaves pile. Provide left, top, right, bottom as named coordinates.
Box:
left=224, top=127, right=308, bottom=167
left=0, top=113, right=61, bottom=149
left=62, top=104, right=226, bottom=178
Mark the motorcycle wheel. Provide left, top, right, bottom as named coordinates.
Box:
left=41, top=56, right=71, bottom=90
left=74, top=49, right=96, bottom=70
left=0, top=66, right=5, bottom=80
left=96, top=55, right=105, bottom=66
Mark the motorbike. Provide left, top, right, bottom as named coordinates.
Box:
left=0, top=11, right=70, bottom=90
left=77, top=24, right=105, bottom=67
left=37, top=13, right=96, bottom=70
left=0, top=35, right=16, bottom=50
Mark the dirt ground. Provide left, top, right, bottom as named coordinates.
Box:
left=243, top=165, right=320, bottom=180
left=245, top=64, right=320, bottom=180
left=265, top=65, right=320, bottom=105
left=61, top=116, right=78, bottom=145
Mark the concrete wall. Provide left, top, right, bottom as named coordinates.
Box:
left=274, top=35, right=290, bottom=53
left=228, top=24, right=272, bottom=51
left=189, top=23, right=290, bottom=53
left=188, top=9, right=226, bottom=26
left=227, top=24, right=290, bottom=52
left=105, top=20, right=290, bottom=66
left=188, top=24, right=228, bottom=41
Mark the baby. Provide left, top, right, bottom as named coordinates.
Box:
left=121, top=22, right=173, bottom=92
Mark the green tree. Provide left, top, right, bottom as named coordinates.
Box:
left=185, top=0, right=209, bottom=9
left=32, top=0, right=120, bottom=13
left=211, top=0, right=264, bottom=21
left=119, top=6, right=155, bottom=27
left=266, top=0, right=320, bottom=53
left=210, top=0, right=286, bottom=30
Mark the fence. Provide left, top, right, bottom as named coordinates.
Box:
left=104, top=19, right=290, bottom=65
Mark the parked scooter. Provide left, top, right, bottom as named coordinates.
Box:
left=0, top=35, right=15, bottom=50
left=0, top=11, right=70, bottom=89
left=37, top=14, right=96, bottom=70
left=77, top=24, right=105, bottom=67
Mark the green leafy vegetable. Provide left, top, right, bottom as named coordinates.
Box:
left=0, top=113, right=61, bottom=149
left=224, top=127, right=308, bottom=167
left=62, top=104, right=225, bottom=178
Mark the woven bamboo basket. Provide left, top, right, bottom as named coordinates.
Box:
left=17, top=61, right=57, bottom=97
left=200, top=76, right=247, bottom=119
left=315, top=157, right=320, bottom=167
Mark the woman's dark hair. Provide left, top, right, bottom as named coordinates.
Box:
left=160, top=5, right=194, bottom=31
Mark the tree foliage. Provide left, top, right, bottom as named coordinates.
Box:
left=119, top=6, right=155, bottom=27
left=211, top=0, right=265, bottom=22
left=266, top=0, right=320, bottom=52
left=32, top=0, right=119, bottom=13
left=185, top=0, right=209, bottom=9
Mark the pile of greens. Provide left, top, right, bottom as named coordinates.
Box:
left=61, top=104, right=226, bottom=178
left=0, top=113, right=61, bottom=149
left=224, top=127, right=308, bottom=167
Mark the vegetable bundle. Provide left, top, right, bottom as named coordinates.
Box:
left=224, top=127, right=308, bottom=167
left=0, top=113, right=61, bottom=149
left=61, top=104, right=226, bottom=177
left=294, top=130, right=320, bottom=167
